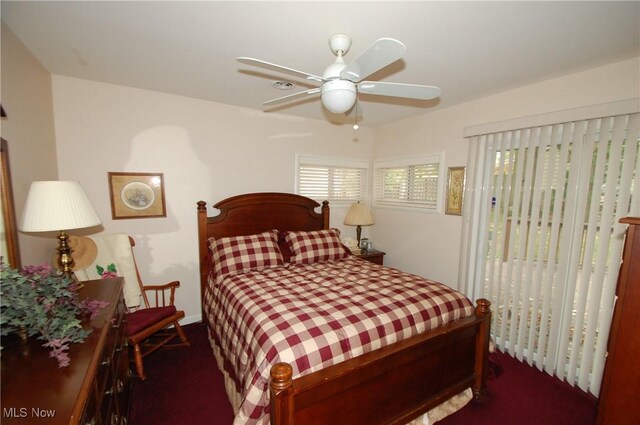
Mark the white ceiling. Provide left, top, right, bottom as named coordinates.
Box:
left=2, top=1, right=639, bottom=128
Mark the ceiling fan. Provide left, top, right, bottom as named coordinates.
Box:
left=237, top=34, right=441, bottom=117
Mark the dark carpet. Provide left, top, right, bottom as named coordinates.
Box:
left=129, top=322, right=234, bottom=425
left=439, top=350, right=597, bottom=425
left=130, top=323, right=597, bottom=425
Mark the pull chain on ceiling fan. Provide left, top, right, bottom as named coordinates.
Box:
left=237, top=34, right=441, bottom=119
left=353, top=100, right=359, bottom=130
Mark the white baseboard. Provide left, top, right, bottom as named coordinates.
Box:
left=183, top=313, right=202, bottom=325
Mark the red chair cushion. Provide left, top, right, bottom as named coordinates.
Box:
left=126, top=306, right=177, bottom=336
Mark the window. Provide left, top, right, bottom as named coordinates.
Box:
left=373, top=155, right=443, bottom=210
left=296, top=154, right=369, bottom=204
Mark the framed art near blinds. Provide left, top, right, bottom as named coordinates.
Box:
left=445, top=166, right=465, bottom=216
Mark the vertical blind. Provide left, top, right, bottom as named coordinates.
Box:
left=462, top=110, right=639, bottom=396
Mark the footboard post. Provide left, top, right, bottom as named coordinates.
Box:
left=270, top=362, right=294, bottom=425
left=473, top=298, right=491, bottom=400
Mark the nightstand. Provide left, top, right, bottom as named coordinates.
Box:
left=355, top=249, right=385, bottom=265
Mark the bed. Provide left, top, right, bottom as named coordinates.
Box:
left=197, top=193, right=491, bottom=425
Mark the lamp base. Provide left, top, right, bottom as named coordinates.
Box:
left=56, top=231, right=78, bottom=284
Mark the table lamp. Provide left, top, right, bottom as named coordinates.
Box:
left=344, top=202, right=374, bottom=246
left=20, top=181, right=101, bottom=277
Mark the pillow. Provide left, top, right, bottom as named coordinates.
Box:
left=277, top=232, right=293, bottom=263
left=209, top=230, right=284, bottom=279
left=283, top=228, right=349, bottom=264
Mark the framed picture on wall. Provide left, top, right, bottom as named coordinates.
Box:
left=445, top=166, right=465, bottom=216
left=108, top=172, right=166, bottom=219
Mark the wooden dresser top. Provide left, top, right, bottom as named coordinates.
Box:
left=1, top=278, right=124, bottom=424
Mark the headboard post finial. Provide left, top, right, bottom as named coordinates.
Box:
left=322, top=200, right=330, bottom=229
left=197, top=200, right=209, bottom=320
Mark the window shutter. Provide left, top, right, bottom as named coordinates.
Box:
left=297, top=156, right=368, bottom=203
left=298, top=165, right=330, bottom=200
left=374, top=157, right=441, bottom=209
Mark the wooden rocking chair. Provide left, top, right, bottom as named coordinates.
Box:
left=126, top=237, right=190, bottom=380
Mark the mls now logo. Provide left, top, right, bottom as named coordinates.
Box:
left=3, top=407, right=56, bottom=418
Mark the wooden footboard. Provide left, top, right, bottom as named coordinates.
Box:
left=270, top=299, right=491, bottom=425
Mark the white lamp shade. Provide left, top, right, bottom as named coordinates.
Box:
left=20, top=181, right=101, bottom=232
left=321, top=79, right=357, bottom=114
left=344, top=202, right=375, bottom=226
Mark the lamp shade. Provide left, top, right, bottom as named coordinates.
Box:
left=344, top=202, right=375, bottom=226
left=321, top=79, right=357, bottom=114
left=20, top=181, right=101, bottom=232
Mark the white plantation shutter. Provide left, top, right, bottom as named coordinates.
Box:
left=296, top=155, right=368, bottom=203
left=374, top=156, right=442, bottom=210
left=461, top=99, right=640, bottom=396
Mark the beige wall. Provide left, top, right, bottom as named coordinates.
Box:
left=51, top=75, right=375, bottom=321
left=1, top=23, right=59, bottom=266
left=372, top=57, right=640, bottom=289
left=5, top=18, right=638, bottom=318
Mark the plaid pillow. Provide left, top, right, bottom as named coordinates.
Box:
left=209, top=230, right=284, bottom=279
left=283, top=228, right=349, bottom=264
left=277, top=231, right=293, bottom=263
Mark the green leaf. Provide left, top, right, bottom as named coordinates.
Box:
left=1, top=262, right=106, bottom=367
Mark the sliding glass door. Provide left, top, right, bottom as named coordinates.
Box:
left=464, top=112, right=639, bottom=395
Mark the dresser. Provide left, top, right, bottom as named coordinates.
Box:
left=597, top=217, right=640, bottom=424
left=1, top=278, right=131, bottom=425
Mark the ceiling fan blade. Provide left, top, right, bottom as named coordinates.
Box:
left=263, top=88, right=321, bottom=106
left=357, top=81, right=441, bottom=100
left=238, top=57, right=325, bottom=82
left=340, top=38, right=406, bottom=82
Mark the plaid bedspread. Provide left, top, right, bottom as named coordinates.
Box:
left=203, top=256, right=474, bottom=424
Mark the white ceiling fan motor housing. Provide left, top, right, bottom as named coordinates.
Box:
left=329, top=34, right=352, bottom=56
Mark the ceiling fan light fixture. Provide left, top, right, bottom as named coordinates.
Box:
left=321, top=80, right=356, bottom=114
left=240, top=34, right=441, bottom=121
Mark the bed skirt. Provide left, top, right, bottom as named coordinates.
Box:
left=207, top=333, right=472, bottom=425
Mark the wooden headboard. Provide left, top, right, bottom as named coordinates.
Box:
left=196, top=192, right=329, bottom=313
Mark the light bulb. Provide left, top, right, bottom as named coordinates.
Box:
left=353, top=124, right=359, bottom=130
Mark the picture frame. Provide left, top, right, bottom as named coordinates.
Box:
left=445, top=166, right=465, bottom=216
left=108, top=172, right=166, bottom=219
